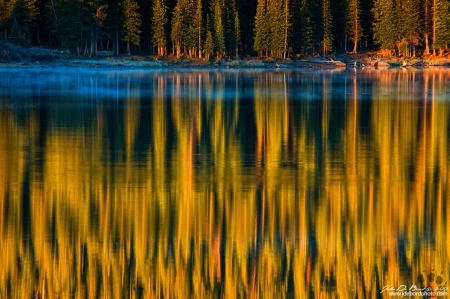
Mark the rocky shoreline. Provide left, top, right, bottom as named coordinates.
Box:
left=2, top=47, right=450, bottom=70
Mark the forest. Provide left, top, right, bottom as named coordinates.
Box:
left=1, top=0, right=450, bottom=58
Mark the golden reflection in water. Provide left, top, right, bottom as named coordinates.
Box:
left=0, top=69, right=449, bottom=298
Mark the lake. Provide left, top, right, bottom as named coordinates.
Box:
left=0, top=67, right=449, bottom=298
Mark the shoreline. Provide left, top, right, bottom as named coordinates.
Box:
left=2, top=51, right=450, bottom=70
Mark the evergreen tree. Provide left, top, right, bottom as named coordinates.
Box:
left=8, top=17, right=21, bottom=44
left=322, top=0, right=333, bottom=54
left=396, top=0, right=420, bottom=56
left=170, top=0, right=191, bottom=58
left=372, top=0, right=397, bottom=55
left=185, top=0, right=202, bottom=58
left=11, top=0, right=39, bottom=44
left=268, top=0, right=285, bottom=56
left=21, top=22, right=30, bottom=45
left=233, top=6, right=240, bottom=56
left=213, top=0, right=225, bottom=59
left=194, top=0, right=203, bottom=57
left=75, top=0, right=108, bottom=57
left=347, top=0, right=362, bottom=53
left=152, top=0, right=167, bottom=56
left=13, top=0, right=39, bottom=25
left=52, top=0, right=86, bottom=55
left=221, top=0, right=240, bottom=56
left=433, top=0, right=450, bottom=55
left=204, top=29, right=214, bottom=60
left=283, top=0, right=291, bottom=58
left=122, top=0, right=141, bottom=54
left=0, top=0, right=16, bottom=38
left=253, top=0, right=268, bottom=57
left=171, top=4, right=183, bottom=58
left=423, top=0, right=432, bottom=54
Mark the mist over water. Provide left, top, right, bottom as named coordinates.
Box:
left=0, top=68, right=449, bottom=298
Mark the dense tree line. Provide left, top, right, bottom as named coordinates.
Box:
left=2, top=0, right=450, bottom=57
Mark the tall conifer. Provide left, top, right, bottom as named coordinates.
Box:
left=322, top=0, right=333, bottom=54
left=253, top=0, right=268, bottom=57
left=52, top=0, right=85, bottom=55
left=347, top=0, right=362, bottom=54
left=433, top=0, right=450, bottom=55
left=152, top=0, right=167, bottom=56
left=372, top=0, right=397, bottom=55
left=213, top=0, right=225, bottom=59
left=122, top=0, right=141, bottom=54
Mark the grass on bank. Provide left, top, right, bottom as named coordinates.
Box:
left=0, top=42, right=55, bottom=63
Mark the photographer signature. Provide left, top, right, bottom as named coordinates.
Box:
left=380, top=285, right=448, bottom=293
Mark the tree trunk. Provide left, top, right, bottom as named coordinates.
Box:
left=424, top=0, right=430, bottom=55
left=176, top=44, right=181, bottom=58
left=95, top=26, right=99, bottom=56
left=432, top=0, right=436, bottom=55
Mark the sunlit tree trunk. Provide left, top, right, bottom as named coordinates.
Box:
left=423, top=0, right=430, bottom=55
left=433, top=0, right=436, bottom=55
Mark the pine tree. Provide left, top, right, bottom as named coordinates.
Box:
left=122, top=0, right=141, bottom=54
left=152, top=0, right=167, bottom=56
left=194, top=0, right=202, bottom=57
left=0, top=0, right=16, bottom=38
left=268, top=0, right=285, bottom=56
left=21, top=22, right=30, bottom=45
left=171, top=0, right=192, bottom=58
left=283, top=0, right=290, bottom=58
left=253, top=0, right=268, bottom=57
left=433, top=0, right=450, bottom=55
left=12, top=0, right=39, bottom=28
left=221, top=0, right=240, bottom=56
left=233, top=6, right=240, bottom=56
left=322, top=0, right=333, bottom=55
left=171, top=4, right=183, bottom=58
left=204, top=29, right=214, bottom=60
left=52, top=0, right=86, bottom=55
left=0, top=0, right=14, bottom=38
left=372, top=0, right=397, bottom=56
left=213, top=0, right=225, bottom=59
left=423, top=0, right=432, bottom=54
left=9, top=17, right=21, bottom=44
left=84, top=0, right=108, bottom=57
left=185, top=0, right=202, bottom=58
left=347, top=0, right=362, bottom=54
left=396, top=0, right=420, bottom=56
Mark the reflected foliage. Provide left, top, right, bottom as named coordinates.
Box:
left=0, top=68, right=449, bottom=298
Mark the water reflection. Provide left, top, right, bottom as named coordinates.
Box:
left=0, top=68, right=449, bottom=298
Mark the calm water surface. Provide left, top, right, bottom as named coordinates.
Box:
left=0, top=68, right=449, bottom=298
